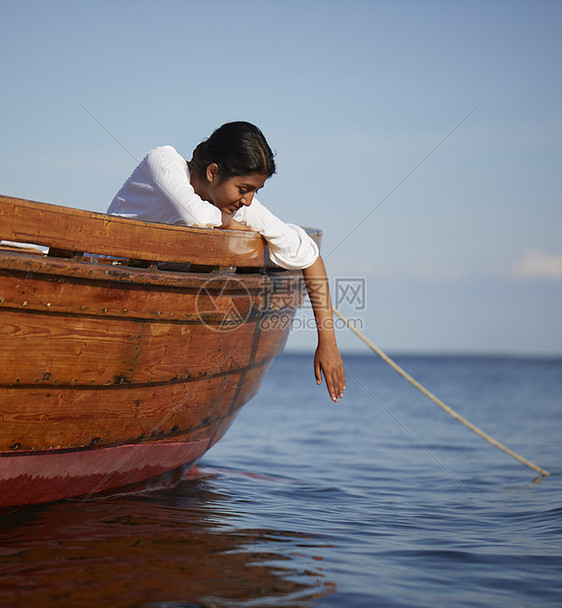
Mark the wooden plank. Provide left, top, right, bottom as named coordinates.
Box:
left=0, top=194, right=268, bottom=267
left=0, top=367, right=262, bottom=451
left=0, top=311, right=141, bottom=385
left=230, top=364, right=274, bottom=411
left=132, top=322, right=257, bottom=383
left=254, top=312, right=296, bottom=362
left=0, top=311, right=280, bottom=387
left=0, top=266, right=269, bottom=322
left=0, top=359, right=275, bottom=452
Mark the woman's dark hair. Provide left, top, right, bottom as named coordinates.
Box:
left=190, top=121, right=276, bottom=179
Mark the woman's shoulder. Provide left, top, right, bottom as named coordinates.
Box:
left=145, top=145, right=183, bottom=162
left=141, top=145, right=187, bottom=174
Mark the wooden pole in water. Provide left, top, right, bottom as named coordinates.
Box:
left=334, top=309, right=551, bottom=478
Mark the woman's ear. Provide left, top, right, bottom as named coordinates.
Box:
left=205, top=163, right=219, bottom=183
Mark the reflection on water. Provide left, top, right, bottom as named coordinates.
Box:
left=4, top=355, right=559, bottom=607
left=0, top=468, right=334, bottom=607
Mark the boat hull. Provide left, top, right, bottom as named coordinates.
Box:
left=0, top=196, right=312, bottom=507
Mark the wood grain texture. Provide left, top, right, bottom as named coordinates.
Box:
left=0, top=196, right=315, bottom=505
left=0, top=365, right=267, bottom=451
left=0, top=194, right=281, bottom=267
left=0, top=251, right=299, bottom=455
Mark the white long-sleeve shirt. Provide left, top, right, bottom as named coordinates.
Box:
left=107, top=146, right=319, bottom=270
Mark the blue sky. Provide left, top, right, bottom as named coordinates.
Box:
left=2, top=0, right=561, bottom=354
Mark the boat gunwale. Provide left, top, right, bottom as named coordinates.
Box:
left=0, top=193, right=322, bottom=269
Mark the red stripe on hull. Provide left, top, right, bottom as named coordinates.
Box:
left=0, top=438, right=215, bottom=507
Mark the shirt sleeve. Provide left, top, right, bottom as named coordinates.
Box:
left=147, top=147, right=223, bottom=227
left=108, top=146, right=223, bottom=228
left=233, top=200, right=319, bottom=270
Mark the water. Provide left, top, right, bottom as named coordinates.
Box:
left=1, top=353, right=561, bottom=607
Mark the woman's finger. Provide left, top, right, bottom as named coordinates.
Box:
left=314, top=359, right=322, bottom=386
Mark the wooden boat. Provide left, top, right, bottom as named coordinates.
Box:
left=0, top=194, right=317, bottom=507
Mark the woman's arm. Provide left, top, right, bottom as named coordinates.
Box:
left=302, top=256, right=346, bottom=402
left=222, top=202, right=343, bottom=398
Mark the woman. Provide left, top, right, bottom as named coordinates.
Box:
left=108, top=122, right=345, bottom=402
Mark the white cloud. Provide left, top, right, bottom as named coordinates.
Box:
left=509, top=249, right=562, bottom=281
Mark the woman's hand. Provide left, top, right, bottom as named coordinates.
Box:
left=314, top=340, right=346, bottom=403
left=219, top=211, right=253, bottom=231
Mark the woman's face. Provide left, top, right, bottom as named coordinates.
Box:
left=205, top=165, right=268, bottom=215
